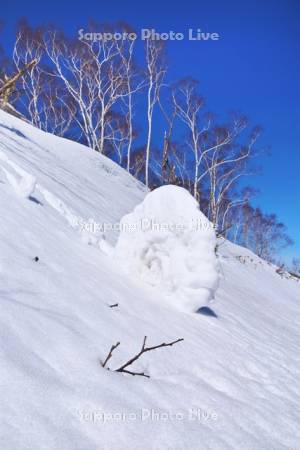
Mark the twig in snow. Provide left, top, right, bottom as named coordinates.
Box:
left=101, top=342, right=120, bottom=368
left=102, top=336, right=184, bottom=378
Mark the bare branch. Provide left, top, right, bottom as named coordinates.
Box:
left=101, top=342, right=120, bottom=368
left=102, top=336, right=184, bottom=378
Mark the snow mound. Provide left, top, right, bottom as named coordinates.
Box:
left=114, top=185, right=219, bottom=311
left=0, top=152, right=36, bottom=198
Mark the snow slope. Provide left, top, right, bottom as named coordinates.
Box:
left=0, top=110, right=299, bottom=450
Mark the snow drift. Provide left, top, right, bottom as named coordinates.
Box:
left=0, top=150, right=36, bottom=198
left=115, top=185, right=219, bottom=311
left=0, top=110, right=300, bottom=450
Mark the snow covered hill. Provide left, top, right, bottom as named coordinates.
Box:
left=0, top=110, right=299, bottom=450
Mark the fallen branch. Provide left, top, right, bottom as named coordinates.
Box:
left=117, top=368, right=150, bottom=378
left=101, top=342, right=120, bottom=368
left=101, top=336, right=184, bottom=378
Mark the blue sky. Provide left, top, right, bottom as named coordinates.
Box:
left=1, top=0, right=299, bottom=261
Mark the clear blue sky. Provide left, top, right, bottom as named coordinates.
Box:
left=1, top=0, right=299, bottom=261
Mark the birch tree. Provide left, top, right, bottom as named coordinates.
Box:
left=116, top=32, right=143, bottom=171
left=204, top=122, right=261, bottom=228
left=172, top=79, right=210, bottom=202
left=12, top=21, right=75, bottom=135
left=44, top=29, right=133, bottom=152
left=144, top=38, right=166, bottom=187
left=13, top=22, right=44, bottom=129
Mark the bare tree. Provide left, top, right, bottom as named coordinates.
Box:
left=120, top=37, right=135, bottom=170
left=144, top=39, right=166, bottom=187
left=0, top=57, right=37, bottom=107
left=13, top=21, right=45, bottom=128
left=12, top=21, right=76, bottom=136
left=231, top=204, right=293, bottom=262
left=116, top=29, right=144, bottom=171
left=172, top=79, right=261, bottom=223
left=204, top=122, right=261, bottom=228
left=172, top=79, right=209, bottom=201
left=43, top=27, right=136, bottom=153
left=130, top=146, right=146, bottom=179
left=105, top=111, right=129, bottom=165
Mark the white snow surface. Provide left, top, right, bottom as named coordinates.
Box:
left=0, top=152, right=36, bottom=198
left=114, top=185, right=219, bottom=312
left=0, top=110, right=300, bottom=449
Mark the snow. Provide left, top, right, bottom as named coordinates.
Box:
left=114, top=185, right=219, bottom=311
left=0, top=110, right=300, bottom=449
left=0, top=153, right=36, bottom=198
